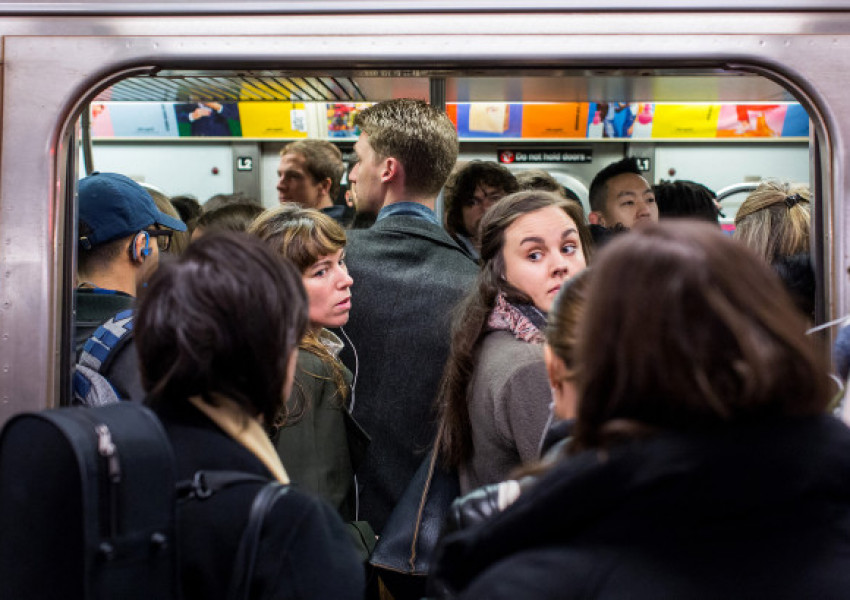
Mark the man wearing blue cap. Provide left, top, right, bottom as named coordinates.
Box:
left=75, top=172, right=186, bottom=401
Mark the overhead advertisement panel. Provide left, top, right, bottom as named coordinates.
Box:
left=88, top=101, right=809, bottom=141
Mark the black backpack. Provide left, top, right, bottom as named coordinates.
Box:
left=0, top=402, right=287, bottom=600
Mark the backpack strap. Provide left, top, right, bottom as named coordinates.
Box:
left=78, top=309, right=135, bottom=374
left=227, top=482, right=290, bottom=600
left=73, top=309, right=135, bottom=407
left=72, top=365, right=122, bottom=408
left=176, top=470, right=269, bottom=501
left=176, top=470, right=290, bottom=600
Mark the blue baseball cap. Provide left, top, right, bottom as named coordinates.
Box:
left=78, top=172, right=187, bottom=249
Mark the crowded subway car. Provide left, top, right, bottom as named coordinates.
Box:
left=2, top=1, right=850, bottom=599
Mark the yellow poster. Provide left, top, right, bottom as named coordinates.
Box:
left=652, top=104, right=720, bottom=138
left=238, top=102, right=308, bottom=138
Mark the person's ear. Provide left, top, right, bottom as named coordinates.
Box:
left=131, top=231, right=151, bottom=264
left=544, top=343, right=566, bottom=389
left=318, top=176, right=333, bottom=197
left=381, top=157, right=401, bottom=184
left=588, top=211, right=605, bottom=226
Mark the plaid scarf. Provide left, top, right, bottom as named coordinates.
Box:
left=487, top=293, right=546, bottom=344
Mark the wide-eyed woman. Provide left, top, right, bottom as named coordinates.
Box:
left=437, top=190, right=591, bottom=494
left=432, top=222, right=850, bottom=600
left=249, top=204, right=368, bottom=522
left=136, top=232, right=365, bottom=600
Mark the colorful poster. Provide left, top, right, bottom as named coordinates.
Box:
left=631, top=103, right=655, bottom=139
left=652, top=104, right=721, bottom=138
left=521, top=103, right=588, bottom=138
left=175, top=102, right=241, bottom=137
left=453, top=103, right=523, bottom=138
left=327, top=103, right=373, bottom=138
left=238, top=102, right=307, bottom=138
left=90, top=102, right=179, bottom=138
left=716, top=104, right=785, bottom=138
left=586, top=103, right=641, bottom=139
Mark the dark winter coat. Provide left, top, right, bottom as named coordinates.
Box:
left=340, top=214, right=478, bottom=533
left=431, top=415, right=850, bottom=600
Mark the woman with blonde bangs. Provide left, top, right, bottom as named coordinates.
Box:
left=249, top=203, right=367, bottom=521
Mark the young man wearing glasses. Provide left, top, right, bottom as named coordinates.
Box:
left=74, top=171, right=186, bottom=401
left=443, top=160, right=519, bottom=260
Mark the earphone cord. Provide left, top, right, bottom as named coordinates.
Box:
left=338, top=326, right=360, bottom=520
left=339, top=326, right=359, bottom=413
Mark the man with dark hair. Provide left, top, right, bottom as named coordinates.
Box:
left=588, top=157, right=658, bottom=233
left=443, top=161, right=518, bottom=259
left=277, top=139, right=347, bottom=222
left=516, top=168, right=583, bottom=204
left=75, top=171, right=186, bottom=400
left=343, top=99, right=478, bottom=535
left=515, top=168, right=565, bottom=196
left=653, top=180, right=720, bottom=224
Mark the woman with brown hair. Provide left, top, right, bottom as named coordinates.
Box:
left=436, top=190, right=591, bottom=494
left=431, top=221, right=850, bottom=600
left=249, top=203, right=367, bottom=522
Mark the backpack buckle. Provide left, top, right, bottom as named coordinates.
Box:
left=192, top=471, right=213, bottom=499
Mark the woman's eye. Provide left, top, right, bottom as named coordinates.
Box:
left=562, top=244, right=577, bottom=255
left=528, top=251, right=542, bottom=261
left=314, top=268, right=327, bottom=277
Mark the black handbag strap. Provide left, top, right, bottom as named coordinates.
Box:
left=227, top=482, right=290, bottom=600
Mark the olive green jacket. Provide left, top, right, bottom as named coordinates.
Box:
left=272, top=342, right=369, bottom=521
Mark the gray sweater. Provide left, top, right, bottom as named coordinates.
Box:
left=459, top=329, right=552, bottom=494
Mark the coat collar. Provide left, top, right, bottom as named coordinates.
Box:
left=367, top=214, right=477, bottom=260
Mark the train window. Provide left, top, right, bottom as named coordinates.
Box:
left=68, top=64, right=816, bottom=407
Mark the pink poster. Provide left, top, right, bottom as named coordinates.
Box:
left=90, top=103, right=114, bottom=137
left=716, top=104, right=787, bottom=138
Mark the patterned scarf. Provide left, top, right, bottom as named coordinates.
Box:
left=487, top=293, right=546, bottom=344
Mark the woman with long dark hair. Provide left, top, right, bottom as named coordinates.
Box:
left=436, top=190, right=591, bottom=493
left=432, top=222, right=850, bottom=600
